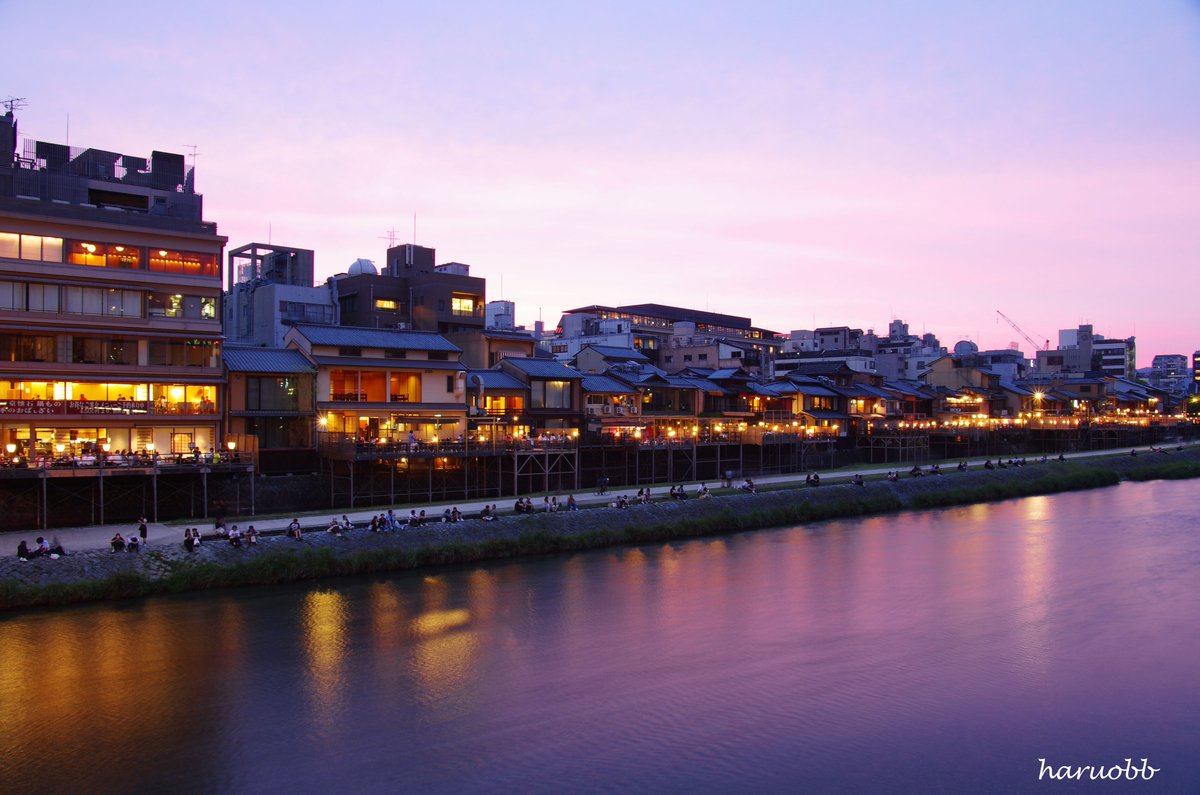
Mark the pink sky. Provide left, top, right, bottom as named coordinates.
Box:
left=11, top=1, right=1199, bottom=365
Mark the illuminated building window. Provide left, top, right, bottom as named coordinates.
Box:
left=147, top=249, right=218, bottom=277
left=0, top=232, right=64, bottom=263
left=67, top=240, right=140, bottom=269
left=374, top=299, right=398, bottom=311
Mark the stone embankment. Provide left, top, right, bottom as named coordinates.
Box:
left=3, top=450, right=1197, bottom=609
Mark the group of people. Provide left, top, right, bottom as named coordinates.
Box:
left=228, top=524, right=258, bottom=547
left=182, top=528, right=204, bottom=551
left=326, top=515, right=354, bottom=536
left=16, top=536, right=67, bottom=560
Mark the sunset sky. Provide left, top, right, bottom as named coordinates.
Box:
left=11, top=1, right=1199, bottom=364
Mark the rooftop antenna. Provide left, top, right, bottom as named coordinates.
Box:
left=379, top=227, right=401, bottom=248
left=413, top=212, right=417, bottom=245
left=1, top=97, right=26, bottom=114
left=182, top=144, right=198, bottom=170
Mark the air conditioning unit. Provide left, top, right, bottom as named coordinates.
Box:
left=615, top=406, right=624, bottom=415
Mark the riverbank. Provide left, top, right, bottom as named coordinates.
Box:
left=3, top=449, right=1199, bottom=609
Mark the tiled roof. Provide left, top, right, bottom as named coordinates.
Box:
left=290, top=324, right=461, bottom=352
left=467, top=370, right=527, bottom=390
left=581, top=375, right=639, bottom=394
left=222, top=347, right=314, bottom=374
left=308, top=356, right=465, bottom=371
left=502, top=358, right=585, bottom=379
left=582, top=345, right=650, bottom=362
left=666, top=376, right=719, bottom=392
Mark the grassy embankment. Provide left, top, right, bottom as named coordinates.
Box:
left=0, top=457, right=1192, bottom=610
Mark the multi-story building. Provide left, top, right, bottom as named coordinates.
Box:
left=1037, top=324, right=1135, bottom=378
left=1145, top=354, right=1188, bottom=394
left=283, top=324, right=467, bottom=443
left=551, top=303, right=781, bottom=367
left=224, top=242, right=335, bottom=347
left=0, top=109, right=225, bottom=459
left=331, top=244, right=486, bottom=334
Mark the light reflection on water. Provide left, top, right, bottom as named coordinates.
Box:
left=1, top=480, right=1198, bottom=794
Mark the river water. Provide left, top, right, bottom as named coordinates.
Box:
left=1, top=480, right=1197, bottom=794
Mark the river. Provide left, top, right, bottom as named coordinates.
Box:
left=1, top=479, right=1197, bottom=794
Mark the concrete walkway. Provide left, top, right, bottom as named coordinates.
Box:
left=2, top=442, right=1192, bottom=554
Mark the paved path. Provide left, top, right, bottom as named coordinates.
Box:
left=2, top=442, right=1192, bottom=554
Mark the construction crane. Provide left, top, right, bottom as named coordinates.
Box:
left=996, top=310, right=1049, bottom=352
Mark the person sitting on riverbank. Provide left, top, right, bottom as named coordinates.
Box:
left=1130, top=448, right=1138, bottom=457
left=984, top=460, right=995, bottom=470
left=740, top=478, right=756, bottom=493
left=443, top=508, right=453, bottom=523
left=480, top=504, right=493, bottom=521
left=183, top=529, right=195, bottom=552
left=229, top=525, right=243, bottom=548
left=326, top=517, right=343, bottom=536
left=958, top=461, right=968, bottom=471
left=36, top=537, right=66, bottom=557
left=127, top=534, right=140, bottom=553
left=930, top=464, right=941, bottom=475
left=418, top=510, right=428, bottom=526
left=886, top=471, right=899, bottom=482
left=566, top=494, right=577, bottom=511
left=909, top=465, right=923, bottom=477
left=852, top=474, right=864, bottom=486
left=214, top=518, right=227, bottom=538
left=615, top=495, right=629, bottom=509
left=451, top=507, right=462, bottom=522
left=110, top=533, right=127, bottom=553
left=697, top=483, right=710, bottom=498
left=340, top=515, right=354, bottom=532
left=287, top=518, right=302, bottom=539
left=246, top=525, right=258, bottom=547
left=17, top=540, right=30, bottom=560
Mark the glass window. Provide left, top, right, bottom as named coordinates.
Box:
left=246, top=376, right=302, bottom=412
left=19, top=235, right=41, bottom=261
left=72, top=337, right=104, bottom=364
left=148, top=293, right=183, bottom=318
left=200, top=297, right=216, bottom=319
left=0, top=233, right=17, bottom=259
left=42, top=237, right=63, bottom=262
left=375, top=299, right=398, bottom=310
left=531, top=380, right=571, bottom=409
left=0, top=334, right=55, bottom=362
left=0, top=282, right=23, bottom=310
left=106, top=339, right=137, bottom=366
left=28, top=284, right=58, bottom=312
left=148, top=249, right=218, bottom=277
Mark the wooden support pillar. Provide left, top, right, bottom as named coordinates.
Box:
left=40, top=472, right=48, bottom=530
left=249, top=466, right=256, bottom=515
left=152, top=468, right=159, bottom=523
left=98, top=469, right=105, bottom=525
left=201, top=469, right=209, bottom=519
